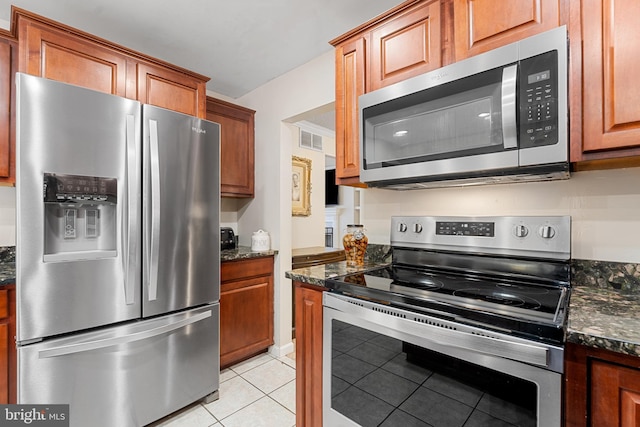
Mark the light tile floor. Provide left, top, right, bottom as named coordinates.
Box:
left=148, top=352, right=296, bottom=427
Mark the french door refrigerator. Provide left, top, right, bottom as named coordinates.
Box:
left=15, top=73, right=220, bottom=427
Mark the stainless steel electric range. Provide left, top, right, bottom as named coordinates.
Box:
left=322, top=216, right=570, bottom=427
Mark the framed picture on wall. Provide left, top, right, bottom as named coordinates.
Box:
left=292, top=156, right=311, bottom=216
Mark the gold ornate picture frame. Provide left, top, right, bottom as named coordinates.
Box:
left=292, top=156, right=311, bottom=216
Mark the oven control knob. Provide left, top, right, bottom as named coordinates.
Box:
left=513, top=224, right=529, bottom=238
left=539, top=225, right=556, bottom=239
left=398, top=223, right=408, bottom=232
left=413, top=223, right=423, bottom=233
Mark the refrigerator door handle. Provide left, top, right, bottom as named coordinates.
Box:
left=38, top=310, right=212, bottom=358
left=124, top=114, right=137, bottom=305
left=148, top=119, right=161, bottom=301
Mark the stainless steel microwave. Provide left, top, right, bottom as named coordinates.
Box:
left=359, top=26, right=568, bottom=189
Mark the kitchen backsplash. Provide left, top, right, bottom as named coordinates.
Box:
left=572, top=259, right=640, bottom=293
left=365, top=244, right=392, bottom=263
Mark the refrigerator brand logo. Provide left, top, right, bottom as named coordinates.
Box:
left=191, top=126, right=206, bottom=134
left=1, top=404, right=69, bottom=426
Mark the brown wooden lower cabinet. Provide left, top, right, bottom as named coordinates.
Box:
left=294, top=281, right=324, bottom=427
left=0, top=284, right=16, bottom=403
left=565, top=342, right=640, bottom=426
left=220, top=256, right=274, bottom=369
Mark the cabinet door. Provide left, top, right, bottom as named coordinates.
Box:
left=220, top=257, right=273, bottom=369
left=206, top=98, right=255, bottom=198
left=335, top=36, right=366, bottom=185
left=220, top=275, right=273, bottom=369
left=0, top=322, right=7, bottom=404
left=0, top=38, right=15, bottom=185
left=18, top=17, right=128, bottom=96
left=370, top=1, right=442, bottom=91
left=592, top=360, right=640, bottom=427
left=453, top=0, right=561, bottom=60
left=576, top=0, right=640, bottom=161
left=0, top=287, right=9, bottom=404
left=294, top=283, right=324, bottom=427
left=137, top=63, right=207, bottom=118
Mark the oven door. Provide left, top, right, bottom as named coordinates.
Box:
left=322, top=293, right=562, bottom=427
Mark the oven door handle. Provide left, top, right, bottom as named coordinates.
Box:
left=325, top=294, right=551, bottom=368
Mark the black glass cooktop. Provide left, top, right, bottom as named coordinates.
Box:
left=326, top=265, right=570, bottom=345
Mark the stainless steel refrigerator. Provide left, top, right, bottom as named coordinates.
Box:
left=15, top=73, right=220, bottom=427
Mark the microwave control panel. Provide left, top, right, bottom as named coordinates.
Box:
left=519, top=50, right=559, bottom=148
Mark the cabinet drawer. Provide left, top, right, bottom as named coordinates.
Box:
left=221, top=256, right=274, bottom=283
left=0, top=289, right=7, bottom=319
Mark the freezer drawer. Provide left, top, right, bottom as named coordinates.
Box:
left=18, top=304, right=219, bottom=427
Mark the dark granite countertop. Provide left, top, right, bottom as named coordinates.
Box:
left=566, top=260, right=640, bottom=356
left=0, top=247, right=15, bottom=286
left=566, top=286, right=640, bottom=356
left=285, top=244, right=392, bottom=286
left=221, top=245, right=278, bottom=262
left=286, top=260, right=388, bottom=287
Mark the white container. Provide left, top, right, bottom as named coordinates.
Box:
left=251, top=230, right=270, bottom=251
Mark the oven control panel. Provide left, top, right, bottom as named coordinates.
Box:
left=391, top=215, right=570, bottom=260
left=435, top=221, right=495, bottom=237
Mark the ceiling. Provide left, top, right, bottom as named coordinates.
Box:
left=0, top=0, right=403, bottom=99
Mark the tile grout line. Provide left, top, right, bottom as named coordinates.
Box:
left=202, top=353, right=297, bottom=425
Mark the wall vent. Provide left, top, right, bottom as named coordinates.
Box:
left=299, top=129, right=323, bottom=151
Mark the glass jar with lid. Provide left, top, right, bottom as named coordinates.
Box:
left=342, top=224, right=368, bottom=266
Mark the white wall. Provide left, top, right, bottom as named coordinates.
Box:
left=0, top=187, right=15, bottom=246
left=291, top=126, right=327, bottom=249
left=360, top=167, right=640, bottom=263
left=236, top=50, right=335, bottom=357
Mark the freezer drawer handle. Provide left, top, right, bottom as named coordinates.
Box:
left=38, top=310, right=212, bottom=358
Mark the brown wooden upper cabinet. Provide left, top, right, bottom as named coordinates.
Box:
left=206, top=97, right=255, bottom=198
left=453, top=0, right=561, bottom=60
left=570, top=0, right=640, bottom=166
left=17, top=15, right=129, bottom=97
left=369, top=1, right=442, bottom=91
left=331, top=0, right=442, bottom=186
left=14, top=8, right=208, bottom=118
left=334, top=35, right=366, bottom=185
left=0, top=35, right=16, bottom=186
left=0, top=7, right=211, bottom=186
left=137, top=63, right=207, bottom=118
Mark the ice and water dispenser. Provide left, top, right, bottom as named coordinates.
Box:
left=43, top=173, right=118, bottom=261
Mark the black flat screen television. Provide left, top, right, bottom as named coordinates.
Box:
left=325, top=169, right=339, bottom=206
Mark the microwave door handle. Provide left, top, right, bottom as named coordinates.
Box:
left=501, top=64, right=518, bottom=149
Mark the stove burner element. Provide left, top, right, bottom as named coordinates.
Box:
left=412, top=277, right=444, bottom=290
left=496, top=283, right=551, bottom=295
left=452, top=288, right=542, bottom=310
